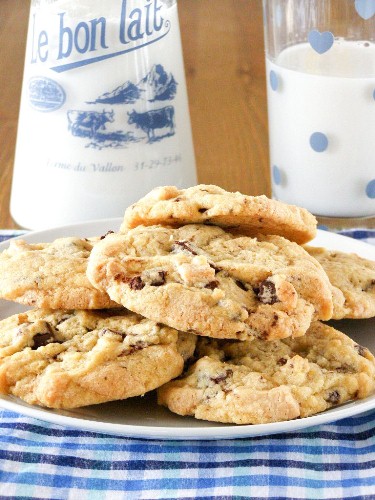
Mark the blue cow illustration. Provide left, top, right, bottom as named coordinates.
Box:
left=67, top=109, right=115, bottom=138
left=127, top=106, right=175, bottom=142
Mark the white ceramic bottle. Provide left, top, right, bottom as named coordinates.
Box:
left=11, top=0, right=197, bottom=230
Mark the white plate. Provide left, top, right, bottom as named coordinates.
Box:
left=0, top=219, right=374, bottom=440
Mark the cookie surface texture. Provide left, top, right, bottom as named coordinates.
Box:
left=157, top=321, right=375, bottom=424
left=121, top=185, right=317, bottom=244
left=0, top=309, right=196, bottom=409
left=87, top=225, right=333, bottom=341
left=306, top=246, right=375, bottom=319
left=0, top=237, right=119, bottom=309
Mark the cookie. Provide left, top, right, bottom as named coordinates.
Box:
left=306, top=246, right=375, bottom=319
left=0, top=236, right=119, bottom=309
left=157, top=321, right=375, bottom=424
left=120, top=185, right=317, bottom=244
left=0, top=309, right=196, bottom=409
left=87, top=225, right=333, bottom=341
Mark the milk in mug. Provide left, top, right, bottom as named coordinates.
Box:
left=11, top=0, right=197, bottom=229
left=267, top=40, right=375, bottom=217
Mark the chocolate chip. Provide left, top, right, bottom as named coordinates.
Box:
left=56, top=314, right=73, bottom=326
left=257, top=279, right=279, bottom=305
left=31, top=332, right=57, bottom=351
left=336, top=364, right=355, bottom=373
left=172, top=240, right=198, bottom=255
left=277, top=357, right=287, bottom=366
left=235, top=280, right=248, bottom=291
left=198, top=208, right=208, bottom=213
left=100, top=230, right=114, bottom=240
left=209, top=263, right=221, bottom=274
left=128, top=276, right=145, bottom=290
left=211, top=369, right=233, bottom=384
left=326, top=390, right=340, bottom=404
left=127, top=341, right=148, bottom=355
left=205, top=280, right=219, bottom=290
left=99, top=328, right=126, bottom=339
left=271, top=313, right=279, bottom=327
left=354, top=344, right=368, bottom=357
left=150, top=271, right=166, bottom=286
left=363, top=279, right=375, bottom=292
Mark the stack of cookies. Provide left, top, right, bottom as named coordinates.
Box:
left=0, top=184, right=374, bottom=425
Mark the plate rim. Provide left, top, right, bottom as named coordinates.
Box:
left=0, top=220, right=374, bottom=440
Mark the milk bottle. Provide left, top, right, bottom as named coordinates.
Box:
left=11, top=0, right=197, bottom=230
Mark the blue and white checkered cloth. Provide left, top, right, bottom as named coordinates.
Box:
left=0, top=229, right=374, bottom=499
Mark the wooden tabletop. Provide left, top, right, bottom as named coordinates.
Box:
left=0, top=0, right=269, bottom=229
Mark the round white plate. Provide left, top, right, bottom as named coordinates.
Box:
left=0, top=219, right=374, bottom=440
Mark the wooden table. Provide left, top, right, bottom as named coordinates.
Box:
left=0, top=0, right=269, bottom=229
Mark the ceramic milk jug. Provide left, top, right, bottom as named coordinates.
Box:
left=11, top=0, right=197, bottom=229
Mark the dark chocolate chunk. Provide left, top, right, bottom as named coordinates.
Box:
left=235, top=280, right=248, bottom=291
left=362, top=279, right=375, bottom=292
left=128, top=276, right=145, bottom=290
left=336, top=364, right=356, bottom=373
left=100, top=230, right=114, bottom=240
left=326, top=390, right=340, bottom=404
left=150, top=271, right=167, bottom=286
left=277, top=357, right=288, bottom=366
left=257, top=279, right=279, bottom=305
left=354, top=344, right=368, bottom=357
left=172, top=240, right=198, bottom=255
left=127, top=341, right=148, bottom=355
left=211, top=369, right=233, bottom=384
left=32, top=324, right=57, bottom=349
left=198, top=208, right=208, bottom=213
left=99, top=328, right=126, bottom=340
left=205, top=280, right=219, bottom=290
left=209, top=262, right=221, bottom=274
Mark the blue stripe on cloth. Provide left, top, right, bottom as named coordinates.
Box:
left=178, top=497, right=375, bottom=500
left=0, top=498, right=61, bottom=500
left=1, top=471, right=375, bottom=490
left=1, top=450, right=375, bottom=472
left=0, top=230, right=374, bottom=498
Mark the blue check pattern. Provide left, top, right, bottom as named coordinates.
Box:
left=0, top=229, right=374, bottom=499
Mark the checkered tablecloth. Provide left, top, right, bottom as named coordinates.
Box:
left=0, top=229, right=374, bottom=500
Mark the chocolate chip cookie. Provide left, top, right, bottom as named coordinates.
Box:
left=0, top=309, right=196, bottom=409
left=306, top=246, right=375, bottom=319
left=87, top=225, right=333, bottom=341
left=121, top=184, right=317, bottom=244
left=157, top=321, right=375, bottom=424
left=0, top=236, right=119, bottom=309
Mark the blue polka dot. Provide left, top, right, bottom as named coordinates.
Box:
left=310, top=132, right=328, bottom=152
left=272, top=165, right=282, bottom=185
left=317, top=225, right=329, bottom=231
left=373, top=88, right=375, bottom=100
left=366, top=179, right=375, bottom=198
left=270, top=70, right=279, bottom=91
